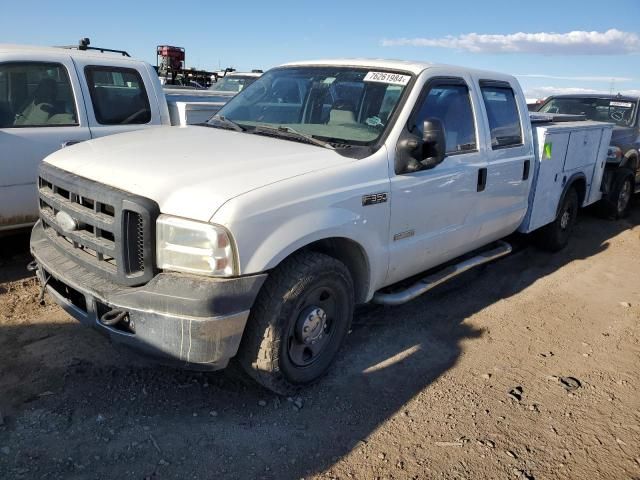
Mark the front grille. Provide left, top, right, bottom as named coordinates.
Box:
left=38, top=163, right=159, bottom=286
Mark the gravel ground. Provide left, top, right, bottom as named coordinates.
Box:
left=0, top=208, right=639, bottom=480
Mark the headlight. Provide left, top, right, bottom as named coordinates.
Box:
left=156, top=214, right=237, bottom=277
left=607, top=146, right=622, bottom=163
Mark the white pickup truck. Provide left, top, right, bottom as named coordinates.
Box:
left=0, top=44, right=221, bottom=231
left=30, top=59, right=612, bottom=394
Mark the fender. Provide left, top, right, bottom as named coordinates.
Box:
left=556, top=172, right=587, bottom=215
left=237, top=205, right=387, bottom=301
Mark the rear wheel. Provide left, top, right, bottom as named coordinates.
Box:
left=535, top=188, right=578, bottom=252
left=601, top=168, right=634, bottom=219
left=237, top=251, right=354, bottom=394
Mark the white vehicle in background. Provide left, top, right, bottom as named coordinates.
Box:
left=0, top=43, right=221, bottom=231
left=30, top=59, right=613, bottom=394
left=208, top=70, right=262, bottom=96
left=162, top=71, right=264, bottom=126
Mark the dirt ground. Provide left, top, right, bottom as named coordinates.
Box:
left=0, top=208, right=639, bottom=480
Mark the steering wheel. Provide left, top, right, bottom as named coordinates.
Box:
left=121, top=109, right=148, bottom=124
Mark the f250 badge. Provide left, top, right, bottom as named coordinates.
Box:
left=362, top=192, right=388, bottom=206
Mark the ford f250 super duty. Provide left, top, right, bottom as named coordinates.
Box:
left=29, top=59, right=613, bottom=393
left=0, top=42, right=222, bottom=232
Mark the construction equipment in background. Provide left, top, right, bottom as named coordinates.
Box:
left=156, top=45, right=221, bottom=88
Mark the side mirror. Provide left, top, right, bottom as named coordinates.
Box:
left=421, top=118, right=446, bottom=169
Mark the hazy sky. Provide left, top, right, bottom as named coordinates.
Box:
left=2, top=0, right=639, bottom=99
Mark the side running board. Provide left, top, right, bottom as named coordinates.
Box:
left=373, top=240, right=512, bottom=306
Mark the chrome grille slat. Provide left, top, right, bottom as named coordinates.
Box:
left=41, top=209, right=116, bottom=256
left=39, top=186, right=115, bottom=230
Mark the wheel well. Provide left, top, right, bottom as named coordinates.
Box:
left=569, top=177, right=587, bottom=206
left=622, top=154, right=638, bottom=172
left=299, top=237, right=371, bottom=304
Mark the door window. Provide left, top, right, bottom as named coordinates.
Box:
left=0, top=62, right=78, bottom=128
left=85, top=66, right=151, bottom=125
left=480, top=83, right=523, bottom=149
left=410, top=82, right=477, bottom=154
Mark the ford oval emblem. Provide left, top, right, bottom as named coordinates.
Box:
left=55, top=211, right=78, bottom=233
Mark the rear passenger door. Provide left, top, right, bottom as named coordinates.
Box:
left=71, top=57, right=161, bottom=138
left=0, top=55, right=91, bottom=229
left=473, top=79, right=533, bottom=243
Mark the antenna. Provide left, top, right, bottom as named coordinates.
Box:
left=609, top=78, right=615, bottom=95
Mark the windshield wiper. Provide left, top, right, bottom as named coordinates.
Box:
left=208, top=115, right=246, bottom=132
left=253, top=125, right=335, bottom=150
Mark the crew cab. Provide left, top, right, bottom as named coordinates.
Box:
left=0, top=43, right=221, bottom=231
left=30, top=59, right=613, bottom=394
left=537, top=94, right=640, bottom=217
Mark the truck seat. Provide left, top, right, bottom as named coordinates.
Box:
left=14, top=78, right=57, bottom=126
left=328, top=100, right=356, bottom=125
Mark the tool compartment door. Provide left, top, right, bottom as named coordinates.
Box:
left=586, top=126, right=612, bottom=205
left=519, top=129, right=569, bottom=233
left=564, top=128, right=600, bottom=171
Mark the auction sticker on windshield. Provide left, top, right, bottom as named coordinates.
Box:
left=364, top=72, right=411, bottom=86
left=610, top=101, right=633, bottom=108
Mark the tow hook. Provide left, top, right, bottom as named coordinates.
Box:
left=100, top=309, right=135, bottom=333
left=28, top=261, right=49, bottom=306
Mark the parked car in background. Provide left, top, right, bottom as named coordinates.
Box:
left=526, top=98, right=544, bottom=111
left=162, top=71, right=266, bottom=121
left=208, top=71, right=262, bottom=95
left=537, top=94, right=640, bottom=217
left=0, top=43, right=223, bottom=232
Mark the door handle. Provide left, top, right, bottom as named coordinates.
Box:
left=523, top=160, right=531, bottom=181
left=61, top=140, right=81, bottom=148
left=477, top=167, right=487, bottom=192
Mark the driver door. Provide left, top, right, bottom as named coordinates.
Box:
left=386, top=76, right=488, bottom=285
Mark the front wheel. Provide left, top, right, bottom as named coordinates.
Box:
left=601, top=168, right=634, bottom=219
left=237, top=251, right=354, bottom=394
left=535, top=188, right=579, bottom=252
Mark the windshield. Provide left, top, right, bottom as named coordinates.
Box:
left=209, top=76, right=258, bottom=92
left=209, top=66, right=412, bottom=145
left=539, top=97, right=637, bottom=127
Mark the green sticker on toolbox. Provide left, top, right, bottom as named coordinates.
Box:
left=543, top=142, right=552, bottom=159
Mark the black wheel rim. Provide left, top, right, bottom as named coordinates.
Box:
left=560, top=200, right=576, bottom=231
left=287, top=285, right=337, bottom=367
left=618, top=179, right=632, bottom=214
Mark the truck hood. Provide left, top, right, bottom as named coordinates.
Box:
left=610, top=125, right=637, bottom=145
left=43, top=126, right=349, bottom=222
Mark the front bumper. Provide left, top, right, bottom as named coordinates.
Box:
left=30, top=221, right=267, bottom=370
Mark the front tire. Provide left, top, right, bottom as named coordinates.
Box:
left=535, top=188, right=578, bottom=252
left=237, top=251, right=354, bottom=394
left=601, top=168, right=634, bottom=219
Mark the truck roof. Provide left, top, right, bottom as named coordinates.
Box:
left=226, top=72, right=262, bottom=78
left=543, top=93, right=639, bottom=102
left=281, top=58, right=516, bottom=81
left=0, top=43, right=141, bottom=63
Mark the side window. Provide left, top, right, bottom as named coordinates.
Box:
left=410, top=83, right=477, bottom=154
left=0, top=62, right=78, bottom=128
left=85, top=66, right=151, bottom=125
left=480, top=83, right=522, bottom=149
